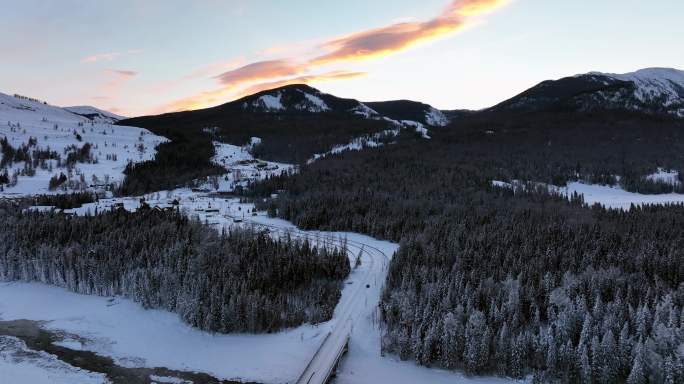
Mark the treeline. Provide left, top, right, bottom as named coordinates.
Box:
left=117, top=131, right=225, bottom=196
left=0, top=205, right=350, bottom=333
left=247, top=113, right=684, bottom=381
left=445, top=110, right=684, bottom=194
left=382, top=200, right=684, bottom=382
left=1, top=136, right=96, bottom=190
left=33, top=192, right=97, bottom=209
left=121, top=100, right=393, bottom=165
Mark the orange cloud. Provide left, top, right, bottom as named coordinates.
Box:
left=215, top=59, right=305, bottom=86
left=311, top=0, right=510, bottom=65
left=156, top=0, right=510, bottom=114
left=452, top=0, right=510, bottom=16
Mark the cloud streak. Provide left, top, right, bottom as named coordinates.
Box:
left=107, top=69, right=137, bottom=77
left=162, top=0, right=510, bottom=112
left=312, top=0, right=509, bottom=65
left=100, top=69, right=137, bottom=96
left=215, top=60, right=304, bottom=86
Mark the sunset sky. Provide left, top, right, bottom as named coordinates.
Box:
left=2, top=0, right=683, bottom=117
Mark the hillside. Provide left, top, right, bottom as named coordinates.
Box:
left=121, top=84, right=439, bottom=164
left=0, top=92, right=165, bottom=196
left=490, top=67, right=684, bottom=117
left=364, top=100, right=449, bottom=127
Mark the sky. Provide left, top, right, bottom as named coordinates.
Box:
left=2, top=0, right=683, bottom=117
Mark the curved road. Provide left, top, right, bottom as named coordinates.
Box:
left=241, top=219, right=390, bottom=384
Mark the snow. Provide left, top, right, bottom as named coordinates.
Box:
left=295, top=91, right=331, bottom=113
left=249, top=136, right=262, bottom=146
left=424, top=107, right=449, bottom=127
left=149, top=375, right=191, bottom=384
left=0, top=281, right=326, bottom=383
left=350, top=103, right=379, bottom=118
left=588, top=68, right=684, bottom=108
left=401, top=120, right=431, bottom=139
left=307, top=128, right=399, bottom=164
left=206, top=141, right=294, bottom=192
left=645, top=168, right=680, bottom=185
left=307, top=114, right=435, bottom=164
left=0, top=91, right=167, bottom=196
left=10, top=186, right=521, bottom=384
left=0, top=335, right=109, bottom=384
left=53, top=339, right=84, bottom=351
left=493, top=179, right=684, bottom=210
left=243, top=92, right=285, bottom=112
left=0, top=198, right=401, bottom=384
left=64, top=106, right=126, bottom=123
left=566, top=181, right=684, bottom=209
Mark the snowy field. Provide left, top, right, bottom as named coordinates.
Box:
left=0, top=92, right=166, bottom=196
left=0, top=92, right=519, bottom=382
left=0, top=281, right=325, bottom=383
left=4, top=190, right=520, bottom=383
left=565, top=181, right=684, bottom=209
left=202, top=140, right=295, bottom=192
left=0, top=335, right=109, bottom=384
left=494, top=175, right=684, bottom=210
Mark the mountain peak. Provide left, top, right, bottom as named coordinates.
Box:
left=238, top=84, right=336, bottom=113
left=587, top=67, right=684, bottom=84
left=493, top=67, right=684, bottom=117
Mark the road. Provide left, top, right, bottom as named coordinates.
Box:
left=241, top=219, right=390, bottom=384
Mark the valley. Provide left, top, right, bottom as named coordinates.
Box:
left=2, top=67, right=684, bottom=384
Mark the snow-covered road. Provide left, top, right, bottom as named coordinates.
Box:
left=239, top=219, right=390, bottom=384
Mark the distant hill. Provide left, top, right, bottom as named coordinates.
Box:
left=121, top=84, right=437, bottom=164
left=0, top=92, right=165, bottom=195
left=364, top=100, right=449, bottom=127
left=490, top=67, right=684, bottom=117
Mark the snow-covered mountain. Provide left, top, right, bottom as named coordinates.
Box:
left=238, top=84, right=372, bottom=116
left=492, top=67, right=684, bottom=117
left=236, top=85, right=450, bottom=128
left=124, top=84, right=443, bottom=164
left=0, top=92, right=166, bottom=195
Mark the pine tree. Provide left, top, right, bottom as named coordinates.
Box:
left=464, top=311, right=487, bottom=373
left=627, top=343, right=646, bottom=384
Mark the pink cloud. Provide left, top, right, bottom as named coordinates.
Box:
left=157, top=0, right=511, bottom=113
left=215, top=60, right=305, bottom=86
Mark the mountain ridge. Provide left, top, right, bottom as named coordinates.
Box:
left=490, top=67, right=684, bottom=117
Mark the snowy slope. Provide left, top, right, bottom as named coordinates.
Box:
left=364, top=100, right=450, bottom=127
left=200, top=140, right=295, bottom=192
left=493, top=67, right=684, bottom=117
left=424, top=107, right=449, bottom=126
left=241, top=86, right=336, bottom=113
left=0, top=92, right=166, bottom=196
left=238, top=85, right=444, bottom=135
left=591, top=67, right=684, bottom=109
